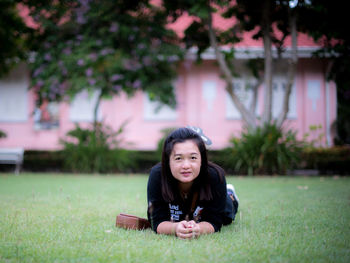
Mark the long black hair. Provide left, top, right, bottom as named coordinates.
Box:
left=160, top=127, right=224, bottom=202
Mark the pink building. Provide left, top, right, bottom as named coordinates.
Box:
left=0, top=14, right=337, bottom=151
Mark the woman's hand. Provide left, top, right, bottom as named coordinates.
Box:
left=175, top=220, right=200, bottom=239
left=157, top=220, right=214, bottom=239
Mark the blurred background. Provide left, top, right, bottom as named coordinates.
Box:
left=0, top=0, right=349, bottom=175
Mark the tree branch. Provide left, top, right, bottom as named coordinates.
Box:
left=261, top=0, right=273, bottom=125
left=206, top=4, right=256, bottom=129
left=249, top=77, right=263, bottom=116
left=276, top=7, right=298, bottom=128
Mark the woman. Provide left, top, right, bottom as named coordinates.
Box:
left=147, top=127, right=239, bottom=239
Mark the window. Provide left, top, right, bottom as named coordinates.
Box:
left=307, top=80, right=321, bottom=112
left=69, top=90, right=101, bottom=122
left=272, top=80, right=297, bottom=119
left=226, top=80, right=258, bottom=119
left=34, top=101, right=59, bottom=130
left=0, top=64, right=28, bottom=122
left=226, top=79, right=296, bottom=120
left=202, top=80, right=217, bottom=111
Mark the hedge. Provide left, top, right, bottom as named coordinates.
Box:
left=21, top=150, right=159, bottom=174
left=300, top=146, right=350, bottom=175
left=1, top=146, right=348, bottom=175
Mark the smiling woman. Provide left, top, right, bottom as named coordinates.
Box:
left=147, top=127, right=239, bottom=239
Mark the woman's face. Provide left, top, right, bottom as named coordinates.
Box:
left=169, top=140, right=202, bottom=186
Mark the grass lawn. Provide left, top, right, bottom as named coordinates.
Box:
left=0, top=173, right=349, bottom=263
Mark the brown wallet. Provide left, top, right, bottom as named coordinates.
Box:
left=116, top=213, right=151, bottom=230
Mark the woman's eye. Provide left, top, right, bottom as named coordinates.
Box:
left=175, top=157, right=181, bottom=161
left=191, top=156, right=197, bottom=160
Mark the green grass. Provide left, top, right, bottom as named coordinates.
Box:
left=0, top=174, right=349, bottom=263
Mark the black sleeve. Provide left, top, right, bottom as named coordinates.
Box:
left=200, top=167, right=227, bottom=232
left=147, top=163, right=170, bottom=232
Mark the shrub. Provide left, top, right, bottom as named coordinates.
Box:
left=230, top=124, right=304, bottom=175
left=18, top=147, right=350, bottom=175
left=0, top=130, right=6, bottom=138
left=301, top=146, right=350, bottom=175
left=208, top=148, right=237, bottom=174
left=302, top=124, right=325, bottom=148
left=156, top=127, right=177, bottom=160
left=60, top=122, right=133, bottom=173
left=23, top=151, right=64, bottom=172
left=127, top=150, right=159, bottom=173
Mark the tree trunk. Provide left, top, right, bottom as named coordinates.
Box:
left=206, top=5, right=256, bottom=129
left=276, top=7, right=298, bottom=128
left=249, top=78, right=263, bottom=117
left=93, top=89, right=102, bottom=130
left=261, top=0, right=273, bottom=125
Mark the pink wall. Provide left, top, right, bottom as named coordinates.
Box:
left=288, top=58, right=337, bottom=146
left=0, top=59, right=337, bottom=151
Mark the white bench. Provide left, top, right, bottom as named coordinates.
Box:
left=0, top=148, right=24, bottom=174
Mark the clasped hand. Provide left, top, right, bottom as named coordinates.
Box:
left=175, top=220, right=200, bottom=239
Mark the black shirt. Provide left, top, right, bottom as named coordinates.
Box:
left=147, top=163, right=227, bottom=232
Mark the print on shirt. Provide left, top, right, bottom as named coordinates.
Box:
left=193, top=206, right=203, bottom=222
left=169, top=204, right=182, bottom=221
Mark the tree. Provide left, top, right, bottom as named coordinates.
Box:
left=0, top=0, right=32, bottom=77
left=298, top=0, right=350, bottom=144
left=22, top=0, right=183, bottom=125
left=163, top=0, right=301, bottom=130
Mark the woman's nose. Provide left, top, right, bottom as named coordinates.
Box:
left=182, top=159, right=190, bottom=168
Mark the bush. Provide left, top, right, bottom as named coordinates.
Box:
left=0, top=130, right=6, bottom=139
left=21, top=150, right=158, bottom=174
left=229, top=124, right=304, bottom=175
left=300, top=146, right=350, bottom=175
left=18, top=147, right=350, bottom=175
left=23, top=150, right=64, bottom=172
left=208, top=148, right=237, bottom=174
left=60, top=122, right=133, bottom=173
left=156, top=127, right=177, bottom=160
left=127, top=150, right=159, bottom=173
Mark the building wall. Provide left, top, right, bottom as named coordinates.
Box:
left=0, top=59, right=337, bottom=151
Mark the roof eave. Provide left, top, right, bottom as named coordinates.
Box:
left=185, top=46, right=323, bottom=60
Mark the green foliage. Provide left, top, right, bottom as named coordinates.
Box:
left=301, top=146, right=350, bottom=175
left=164, top=0, right=228, bottom=60
left=230, top=124, right=304, bottom=175
left=18, top=147, right=350, bottom=175
left=155, top=127, right=177, bottom=160
left=22, top=149, right=159, bottom=173
left=208, top=148, right=237, bottom=174
left=0, top=0, right=32, bottom=77
left=127, top=150, right=159, bottom=172
left=226, top=0, right=295, bottom=43
left=298, top=0, right=350, bottom=144
left=26, top=0, right=183, bottom=107
left=302, top=124, right=325, bottom=148
left=0, top=130, right=7, bottom=138
left=23, top=150, right=64, bottom=172
left=335, top=89, right=350, bottom=145
left=60, top=122, right=132, bottom=173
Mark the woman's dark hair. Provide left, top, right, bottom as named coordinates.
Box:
left=160, top=127, right=224, bottom=202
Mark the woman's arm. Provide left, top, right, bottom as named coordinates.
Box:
left=157, top=220, right=214, bottom=239
left=197, top=221, right=215, bottom=234
left=156, top=221, right=179, bottom=235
